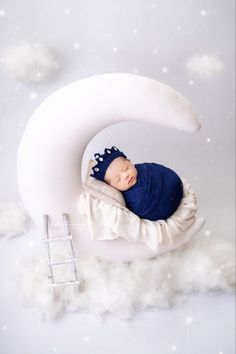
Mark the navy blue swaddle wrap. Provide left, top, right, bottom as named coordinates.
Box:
left=122, top=163, right=184, bottom=221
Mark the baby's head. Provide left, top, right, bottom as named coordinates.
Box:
left=90, top=146, right=137, bottom=191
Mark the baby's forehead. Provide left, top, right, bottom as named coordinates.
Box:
left=108, top=157, right=127, bottom=172
left=113, top=157, right=128, bottom=168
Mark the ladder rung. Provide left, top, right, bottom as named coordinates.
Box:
left=46, top=257, right=77, bottom=266
left=49, top=280, right=80, bottom=287
left=42, top=236, right=73, bottom=243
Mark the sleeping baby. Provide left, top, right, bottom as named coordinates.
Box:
left=90, top=146, right=183, bottom=221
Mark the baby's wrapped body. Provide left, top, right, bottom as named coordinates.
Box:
left=122, top=163, right=184, bottom=221
left=81, top=146, right=203, bottom=253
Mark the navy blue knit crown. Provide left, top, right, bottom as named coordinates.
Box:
left=90, top=146, right=127, bottom=181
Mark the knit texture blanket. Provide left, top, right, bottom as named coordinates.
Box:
left=123, top=163, right=183, bottom=221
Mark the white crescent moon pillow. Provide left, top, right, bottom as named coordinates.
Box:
left=17, top=73, right=202, bottom=262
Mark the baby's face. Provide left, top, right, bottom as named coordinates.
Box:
left=104, top=157, right=137, bottom=191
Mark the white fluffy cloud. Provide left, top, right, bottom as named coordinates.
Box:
left=0, top=201, right=29, bottom=238
left=15, top=235, right=235, bottom=320
left=186, top=54, right=225, bottom=78
left=0, top=41, right=60, bottom=83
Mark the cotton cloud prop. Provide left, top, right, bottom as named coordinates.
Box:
left=0, top=42, right=60, bottom=82
left=0, top=201, right=28, bottom=238
left=186, top=54, right=225, bottom=78
left=14, top=234, right=235, bottom=320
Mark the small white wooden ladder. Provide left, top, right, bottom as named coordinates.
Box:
left=42, top=213, right=80, bottom=295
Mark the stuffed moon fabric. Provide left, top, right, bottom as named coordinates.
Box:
left=17, top=73, right=202, bottom=262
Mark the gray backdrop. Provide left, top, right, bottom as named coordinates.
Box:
left=0, top=1, right=235, bottom=354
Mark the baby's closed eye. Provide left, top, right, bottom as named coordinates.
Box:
left=115, top=165, right=129, bottom=183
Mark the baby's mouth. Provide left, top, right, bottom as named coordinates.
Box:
left=128, top=177, right=134, bottom=184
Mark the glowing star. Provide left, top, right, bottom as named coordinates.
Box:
left=177, top=25, right=181, bottom=31
left=206, top=138, right=211, bottom=143
left=64, top=8, right=71, bottom=15
left=189, top=80, right=194, bottom=85
left=2, top=325, right=8, bottom=331
left=28, top=240, right=35, bottom=247
left=73, top=43, right=80, bottom=50
left=162, top=67, right=168, bottom=73
left=153, top=45, right=159, bottom=54
left=52, top=347, right=58, bottom=352
left=171, top=345, right=177, bottom=351
left=185, top=316, right=194, bottom=324
left=167, top=273, right=172, bottom=278
left=200, top=9, right=207, bottom=16
left=112, top=47, right=118, bottom=52
left=0, top=9, right=6, bottom=17
left=205, top=229, right=211, bottom=236
left=132, top=28, right=138, bottom=35
left=29, top=92, right=37, bottom=100
left=84, top=336, right=90, bottom=342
